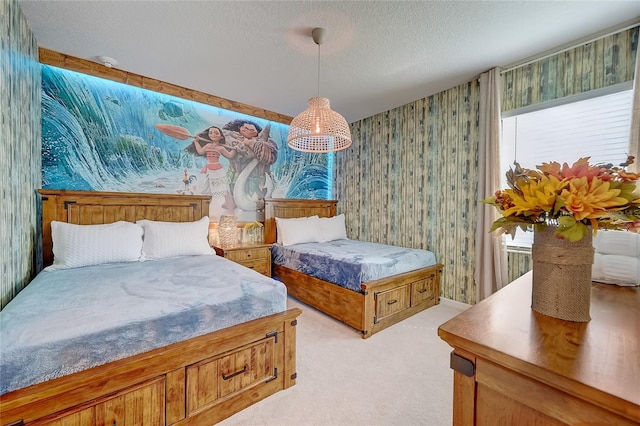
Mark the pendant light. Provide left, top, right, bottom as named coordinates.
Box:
left=287, top=28, right=352, bottom=153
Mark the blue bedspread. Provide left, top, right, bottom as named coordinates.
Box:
left=271, top=239, right=437, bottom=292
left=0, top=255, right=287, bottom=395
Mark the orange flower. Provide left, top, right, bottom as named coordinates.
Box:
left=538, top=157, right=604, bottom=182
left=559, top=177, right=628, bottom=221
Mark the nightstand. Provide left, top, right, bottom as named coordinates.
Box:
left=213, top=243, right=272, bottom=277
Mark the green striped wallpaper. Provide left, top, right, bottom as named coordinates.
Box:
left=507, top=251, right=534, bottom=283
left=503, top=27, right=638, bottom=111
left=336, top=82, right=480, bottom=304
left=1, top=0, right=42, bottom=309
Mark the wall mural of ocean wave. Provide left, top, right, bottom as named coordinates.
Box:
left=41, top=65, right=332, bottom=222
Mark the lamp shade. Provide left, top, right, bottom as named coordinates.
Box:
left=218, top=215, right=237, bottom=248
left=287, top=97, right=352, bottom=153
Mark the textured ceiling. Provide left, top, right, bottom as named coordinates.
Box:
left=19, top=1, right=640, bottom=123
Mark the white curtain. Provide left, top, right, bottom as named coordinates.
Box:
left=475, top=67, right=508, bottom=303
left=631, top=45, right=640, bottom=172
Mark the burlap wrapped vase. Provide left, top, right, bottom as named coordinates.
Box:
left=531, top=225, right=595, bottom=322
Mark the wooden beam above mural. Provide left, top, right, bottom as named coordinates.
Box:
left=38, top=48, right=293, bottom=125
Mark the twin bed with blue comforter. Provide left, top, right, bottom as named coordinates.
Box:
left=0, top=190, right=301, bottom=425
left=264, top=198, right=443, bottom=339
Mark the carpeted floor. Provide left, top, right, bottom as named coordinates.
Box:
left=218, top=297, right=468, bottom=426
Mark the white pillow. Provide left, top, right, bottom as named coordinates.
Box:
left=275, top=215, right=318, bottom=244
left=137, top=216, right=213, bottom=260
left=592, top=252, right=640, bottom=286
left=46, top=221, right=144, bottom=270
left=318, top=214, right=347, bottom=242
left=593, top=230, right=640, bottom=257
left=275, top=216, right=321, bottom=246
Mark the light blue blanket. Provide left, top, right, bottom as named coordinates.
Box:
left=271, top=239, right=437, bottom=292
left=0, top=255, right=287, bottom=395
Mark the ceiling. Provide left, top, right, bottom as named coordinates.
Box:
left=19, top=1, right=640, bottom=124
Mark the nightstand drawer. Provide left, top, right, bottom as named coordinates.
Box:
left=213, top=244, right=272, bottom=277
left=237, top=259, right=269, bottom=275
left=225, top=247, right=268, bottom=263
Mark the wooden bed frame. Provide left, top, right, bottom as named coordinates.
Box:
left=264, top=198, right=443, bottom=339
left=1, top=190, right=301, bottom=426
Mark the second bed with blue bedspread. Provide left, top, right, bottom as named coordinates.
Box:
left=272, top=239, right=438, bottom=292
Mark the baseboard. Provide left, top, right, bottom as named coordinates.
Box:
left=439, top=297, right=472, bottom=311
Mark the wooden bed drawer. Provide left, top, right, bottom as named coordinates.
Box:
left=375, top=285, right=410, bottom=322
left=186, top=335, right=277, bottom=415
left=411, top=276, right=437, bottom=306
left=34, top=377, right=165, bottom=425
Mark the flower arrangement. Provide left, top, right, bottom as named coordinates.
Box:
left=243, top=221, right=263, bottom=231
left=243, top=221, right=263, bottom=243
left=483, top=156, right=640, bottom=242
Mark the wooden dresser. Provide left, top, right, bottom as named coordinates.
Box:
left=438, top=272, right=640, bottom=425
left=213, top=243, right=272, bottom=277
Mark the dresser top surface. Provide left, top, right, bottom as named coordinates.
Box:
left=438, top=272, right=640, bottom=408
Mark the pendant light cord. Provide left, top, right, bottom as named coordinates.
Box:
left=317, top=43, right=321, bottom=98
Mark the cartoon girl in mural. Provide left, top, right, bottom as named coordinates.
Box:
left=185, top=125, right=236, bottom=220
left=222, top=119, right=277, bottom=217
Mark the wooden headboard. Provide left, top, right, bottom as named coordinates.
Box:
left=39, top=189, right=210, bottom=266
left=263, top=198, right=338, bottom=244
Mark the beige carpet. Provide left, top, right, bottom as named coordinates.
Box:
left=218, top=297, right=468, bottom=426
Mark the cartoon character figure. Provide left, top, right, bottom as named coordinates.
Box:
left=222, top=119, right=277, bottom=213
left=185, top=125, right=236, bottom=218
left=182, top=169, right=196, bottom=194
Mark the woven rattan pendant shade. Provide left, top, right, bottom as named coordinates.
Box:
left=287, top=97, right=351, bottom=152
left=287, top=28, right=352, bottom=153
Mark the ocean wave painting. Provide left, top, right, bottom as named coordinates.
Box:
left=41, top=65, right=332, bottom=221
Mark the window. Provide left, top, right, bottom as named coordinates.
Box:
left=500, top=83, right=634, bottom=248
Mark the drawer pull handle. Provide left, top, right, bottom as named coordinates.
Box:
left=222, top=364, right=248, bottom=380
left=387, top=299, right=398, bottom=305
left=418, top=288, right=427, bottom=294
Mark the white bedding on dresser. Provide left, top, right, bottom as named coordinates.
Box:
left=0, top=255, right=287, bottom=395
left=593, top=229, right=640, bottom=257
left=592, top=230, right=640, bottom=286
